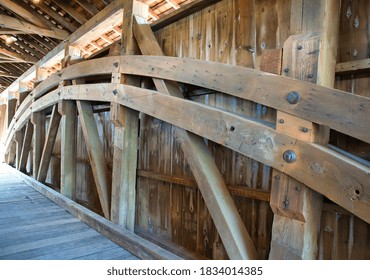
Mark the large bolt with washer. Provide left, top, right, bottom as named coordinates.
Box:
left=286, top=91, right=301, bottom=104
left=283, top=150, right=297, bottom=163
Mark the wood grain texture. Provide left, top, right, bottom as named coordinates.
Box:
left=37, top=105, right=61, bottom=183
left=0, top=164, right=139, bottom=260
left=76, top=101, right=111, bottom=219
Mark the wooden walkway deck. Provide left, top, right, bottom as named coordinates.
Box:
left=0, top=164, right=139, bottom=260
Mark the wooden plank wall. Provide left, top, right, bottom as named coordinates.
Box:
left=321, top=0, right=370, bottom=260
left=18, top=0, right=369, bottom=259
left=135, top=0, right=287, bottom=259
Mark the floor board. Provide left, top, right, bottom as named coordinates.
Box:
left=0, top=164, right=139, bottom=260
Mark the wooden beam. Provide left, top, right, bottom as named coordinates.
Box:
left=58, top=100, right=77, bottom=200
left=6, top=98, right=17, bottom=127
left=69, top=0, right=124, bottom=47
left=269, top=0, right=341, bottom=260
left=151, top=0, right=222, bottom=31
left=76, top=101, right=111, bottom=219
left=75, top=0, right=99, bottom=16
left=53, top=0, right=88, bottom=25
left=336, top=58, right=370, bottom=75
left=6, top=80, right=370, bottom=224
left=133, top=16, right=259, bottom=260
left=37, top=105, right=61, bottom=183
left=31, top=111, right=45, bottom=179
left=118, top=55, right=370, bottom=144
left=0, top=14, right=70, bottom=40
left=18, top=119, right=33, bottom=173
left=0, top=47, right=37, bottom=64
left=137, top=170, right=271, bottom=202
left=0, top=0, right=49, bottom=29
left=110, top=0, right=146, bottom=231
left=14, top=130, right=23, bottom=170
left=269, top=34, right=324, bottom=259
left=34, top=1, right=78, bottom=33
left=165, top=0, right=180, bottom=10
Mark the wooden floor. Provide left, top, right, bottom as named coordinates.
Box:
left=0, top=165, right=139, bottom=260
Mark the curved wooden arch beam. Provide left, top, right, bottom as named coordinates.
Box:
left=7, top=83, right=369, bottom=223
left=2, top=57, right=117, bottom=149
left=5, top=55, right=369, bottom=147
left=118, top=55, right=370, bottom=144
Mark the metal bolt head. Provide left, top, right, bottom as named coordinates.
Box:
left=286, top=91, right=301, bottom=105
left=113, top=62, right=119, bottom=68
left=283, top=150, right=297, bottom=163
left=279, top=119, right=285, bottom=124
left=284, top=68, right=289, bottom=73
left=301, top=127, right=308, bottom=133
left=297, top=45, right=303, bottom=50
left=112, top=89, right=118, bottom=95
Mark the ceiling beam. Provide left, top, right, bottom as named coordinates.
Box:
left=53, top=0, right=88, bottom=25
left=165, top=0, right=180, bottom=10
left=32, top=1, right=78, bottom=32
left=0, top=0, right=49, bottom=29
left=0, top=47, right=37, bottom=63
left=75, top=0, right=99, bottom=16
left=0, top=14, right=70, bottom=40
left=0, top=28, right=31, bottom=35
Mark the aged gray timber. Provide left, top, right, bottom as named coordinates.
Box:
left=0, top=163, right=138, bottom=260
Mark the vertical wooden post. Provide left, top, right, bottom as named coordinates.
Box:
left=6, top=98, right=17, bottom=127
left=37, top=105, right=61, bottom=183
left=77, top=101, right=111, bottom=219
left=31, top=111, right=45, bottom=179
left=57, top=42, right=81, bottom=200
left=14, top=130, right=23, bottom=170
left=0, top=104, right=6, bottom=142
left=110, top=0, right=147, bottom=230
left=269, top=0, right=340, bottom=259
left=19, top=120, right=34, bottom=173
left=58, top=101, right=77, bottom=200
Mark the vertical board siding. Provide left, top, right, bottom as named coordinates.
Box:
left=325, top=0, right=370, bottom=260
left=135, top=0, right=294, bottom=259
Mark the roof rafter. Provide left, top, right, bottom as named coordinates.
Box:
left=0, top=0, right=49, bottom=29
left=0, top=14, right=70, bottom=40
left=0, top=47, right=37, bottom=63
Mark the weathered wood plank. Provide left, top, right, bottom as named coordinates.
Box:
left=6, top=53, right=369, bottom=150
left=118, top=55, right=370, bottom=144
left=269, top=0, right=341, bottom=260
left=109, top=0, right=144, bottom=231
left=58, top=100, right=77, bottom=200
left=37, top=105, right=61, bottom=183
left=76, top=101, right=111, bottom=219
left=18, top=120, right=33, bottom=173
left=6, top=165, right=182, bottom=260
left=31, top=112, right=45, bottom=179
left=138, top=170, right=270, bottom=202
left=336, top=58, right=370, bottom=74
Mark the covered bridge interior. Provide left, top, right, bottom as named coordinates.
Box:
left=0, top=0, right=369, bottom=260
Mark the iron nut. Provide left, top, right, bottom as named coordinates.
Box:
left=283, top=150, right=297, bottom=163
